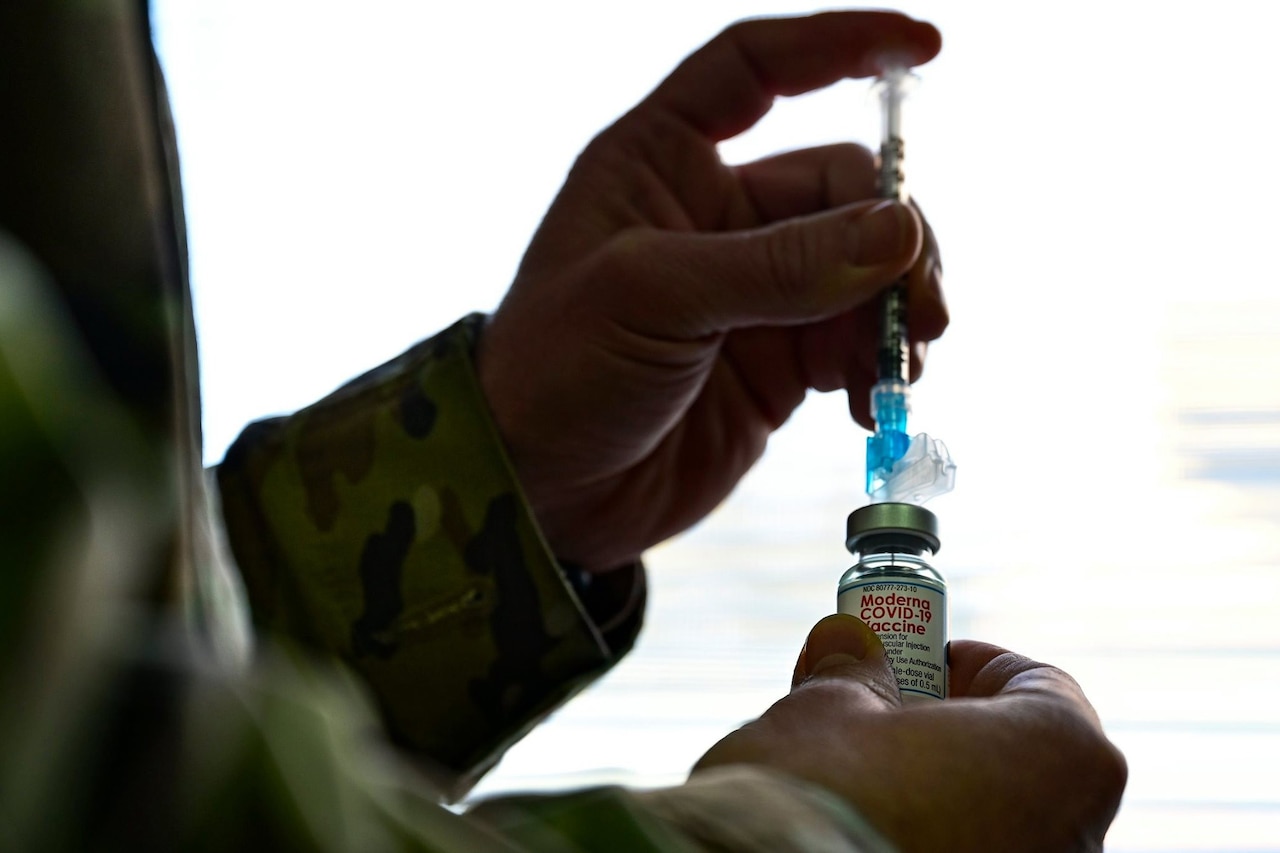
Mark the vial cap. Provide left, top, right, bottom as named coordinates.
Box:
left=846, top=502, right=940, bottom=554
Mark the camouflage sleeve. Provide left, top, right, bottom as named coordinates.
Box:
left=178, top=641, right=890, bottom=853
left=473, top=767, right=898, bottom=853
left=216, top=313, right=645, bottom=796
left=0, top=234, right=888, bottom=853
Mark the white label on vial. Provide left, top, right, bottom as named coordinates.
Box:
left=837, top=580, right=946, bottom=700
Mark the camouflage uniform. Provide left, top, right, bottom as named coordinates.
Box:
left=0, top=2, right=895, bottom=850
left=216, top=312, right=649, bottom=797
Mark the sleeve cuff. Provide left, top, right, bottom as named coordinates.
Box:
left=216, top=314, right=644, bottom=797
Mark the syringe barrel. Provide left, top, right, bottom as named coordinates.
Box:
left=875, top=66, right=914, bottom=202
left=872, top=66, right=915, bottom=385
left=876, top=283, right=910, bottom=383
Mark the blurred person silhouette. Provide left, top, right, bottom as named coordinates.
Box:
left=0, top=3, right=1124, bottom=851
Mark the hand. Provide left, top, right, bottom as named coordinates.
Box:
left=477, top=12, right=947, bottom=571
left=694, top=615, right=1128, bottom=852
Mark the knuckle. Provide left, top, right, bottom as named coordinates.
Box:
left=1064, top=726, right=1129, bottom=831
left=1090, top=737, right=1130, bottom=798
left=859, top=672, right=904, bottom=707
left=718, top=17, right=755, bottom=45
left=596, top=229, right=655, bottom=281
left=933, top=308, right=951, bottom=339
left=798, top=664, right=901, bottom=708
left=762, top=221, right=817, bottom=308
left=1039, top=702, right=1128, bottom=799
left=913, top=299, right=949, bottom=342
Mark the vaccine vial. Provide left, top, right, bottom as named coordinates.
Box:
left=837, top=502, right=947, bottom=701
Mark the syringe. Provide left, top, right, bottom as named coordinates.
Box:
left=865, top=66, right=915, bottom=497
left=863, top=66, right=956, bottom=505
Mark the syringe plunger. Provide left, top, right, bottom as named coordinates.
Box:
left=875, top=66, right=914, bottom=203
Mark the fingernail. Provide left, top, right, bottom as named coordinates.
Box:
left=846, top=201, right=911, bottom=267
left=804, top=614, right=883, bottom=677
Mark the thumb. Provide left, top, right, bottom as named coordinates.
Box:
left=792, top=614, right=901, bottom=708
left=611, top=199, right=921, bottom=339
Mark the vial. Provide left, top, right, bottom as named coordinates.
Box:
left=837, top=502, right=947, bottom=701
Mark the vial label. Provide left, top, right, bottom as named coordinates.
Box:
left=837, top=580, right=946, bottom=700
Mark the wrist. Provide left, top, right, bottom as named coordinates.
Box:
left=474, top=313, right=634, bottom=573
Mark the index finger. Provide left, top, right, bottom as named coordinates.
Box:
left=646, top=11, right=942, bottom=142
left=949, top=640, right=1101, bottom=722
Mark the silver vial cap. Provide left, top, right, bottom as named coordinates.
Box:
left=846, top=502, right=940, bottom=555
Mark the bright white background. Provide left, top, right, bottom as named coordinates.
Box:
left=155, top=2, right=1280, bottom=849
